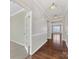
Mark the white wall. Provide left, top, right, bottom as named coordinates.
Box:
left=11, top=11, right=26, bottom=46
left=11, top=10, right=32, bottom=55
left=31, top=18, right=47, bottom=55
left=32, top=33, right=47, bottom=55
left=12, top=0, right=48, bottom=55
left=63, top=15, right=68, bottom=46
left=47, top=21, right=52, bottom=39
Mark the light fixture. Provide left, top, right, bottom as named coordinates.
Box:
left=50, top=3, right=56, bottom=10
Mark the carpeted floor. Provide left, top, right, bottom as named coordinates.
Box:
left=10, top=41, right=28, bottom=59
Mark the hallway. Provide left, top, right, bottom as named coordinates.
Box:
left=26, top=39, right=68, bottom=59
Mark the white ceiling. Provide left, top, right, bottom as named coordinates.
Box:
left=11, top=0, right=68, bottom=20
left=10, top=1, right=24, bottom=16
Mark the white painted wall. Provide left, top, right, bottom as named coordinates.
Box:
left=31, top=18, right=47, bottom=55
left=11, top=0, right=48, bottom=55
left=11, top=11, right=26, bottom=46
left=11, top=10, right=32, bottom=55
left=31, top=33, right=47, bottom=55
left=47, top=21, right=52, bottom=39
left=63, top=15, right=68, bottom=46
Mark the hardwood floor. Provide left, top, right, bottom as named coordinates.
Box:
left=26, top=39, right=68, bottom=59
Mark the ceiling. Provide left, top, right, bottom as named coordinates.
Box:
left=10, top=1, right=24, bottom=16
left=11, top=0, right=68, bottom=20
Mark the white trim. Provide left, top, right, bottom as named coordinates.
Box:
left=48, top=17, right=64, bottom=22
left=30, top=11, right=32, bottom=55
left=25, top=45, right=29, bottom=54
left=11, top=40, right=28, bottom=55
left=24, top=11, right=32, bottom=55
left=11, top=8, right=24, bottom=16
left=10, top=40, right=25, bottom=46
left=32, top=32, right=47, bottom=37
left=30, top=39, right=47, bottom=55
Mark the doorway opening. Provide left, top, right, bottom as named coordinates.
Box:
left=52, top=23, right=63, bottom=50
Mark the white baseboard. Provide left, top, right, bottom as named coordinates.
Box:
left=30, top=39, right=47, bottom=55
left=10, top=40, right=25, bottom=46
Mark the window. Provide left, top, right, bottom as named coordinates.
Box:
left=52, top=25, right=61, bottom=33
